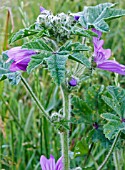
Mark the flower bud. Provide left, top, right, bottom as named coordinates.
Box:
left=121, top=118, right=125, bottom=122
left=68, top=78, right=77, bottom=87
left=93, top=122, right=99, bottom=130
left=74, top=15, right=80, bottom=21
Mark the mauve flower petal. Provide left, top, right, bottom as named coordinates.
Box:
left=15, top=57, right=31, bottom=65
left=6, top=47, right=22, bottom=62
left=40, top=155, right=56, bottom=170
left=94, top=48, right=112, bottom=64
left=10, top=62, right=27, bottom=72
left=40, top=156, right=50, bottom=170
left=49, top=155, right=56, bottom=170
left=7, top=47, right=36, bottom=62
left=97, top=60, right=125, bottom=75
left=10, top=62, right=22, bottom=72
left=17, top=63, right=28, bottom=71
left=92, top=28, right=102, bottom=39
left=94, top=51, right=106, bottom=63
left=93, top=40, right=104, bottom=50
left=55, top=156, right=63, bottom=170
left=99, top=48, right=111, bottom=60
left=6, top=46, right=36, bottom=72
left=92, top=28, right=125, bottom=75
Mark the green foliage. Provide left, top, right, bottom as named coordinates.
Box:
left=103, top=119, right=124, bottom=140
left=0, top=60, right=21, bottom=85
left=22, top=39, right=53, bottom=51
left=0, top=81, right=4, bottom=95
left=72, top=85, right=107, bottom=124
left=72, top=96, right=92, bottom=122
left=69, top=53, right=91, bottom=68
left=101, top=86, right=125, bottom=139
left=88, top=129, right=111, bottom=148
left=27, top=52, right=51, bottom=73
left=79, top=3, right=125, bottom=32
left=1, top=1, right=125, bottom=170
left=9, top=24, right=39, bottom=44
left=59, top=41, right=91, bottom=68
left=74, top=137, right=88, bottom=157
left=102, top=86, right=125, bottom=117
left=59, top=41, right=89, bottom=52
left=71, top=26, right=98, bottom=37
left=46, top=54, right=68, bottom=85
left=101, top=113, right=120, bottom=122
left=102, top=96, right=121, bottom=116
left=84, top=85, right=105, bottom=113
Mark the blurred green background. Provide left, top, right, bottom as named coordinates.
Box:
left=1, top=0, right=125, bottom=169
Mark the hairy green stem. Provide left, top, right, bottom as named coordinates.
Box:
left=60, top=86, right=71, bottom=170
left=21, top=76, right=52, bottom=124
left=98, top=131, right=121, bottom=170
left=61, top=131, right=69, bottom=169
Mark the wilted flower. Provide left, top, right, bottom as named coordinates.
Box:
left=6, top=47, right=36, bottom=72
left=68, top=78, right=77, bottom=86
left=92, top=28, right=125, bottom=75
left=40, top=155, right=63, bottom=170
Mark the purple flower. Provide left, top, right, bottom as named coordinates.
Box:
left=40, top=155, right=63, bottom=170
left=40, top=6, right=45, bottom=13
left=68, top=78, right=77, bottom=86
left=6, top=47, right=36, bottom=72
left=92, top=28, right=125, bottom=75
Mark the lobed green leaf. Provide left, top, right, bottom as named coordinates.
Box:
left=79, top=3, right=125, bottom=32
left=101, top=113, right=120, bottom=122
left=0, top=66, right=21, bottom=85
left=46, top=54, right=68, bottom=85
left=22, top=39, right=53, bottom=51
left=27, top=51, right=51, bottom=73
left=69, top=53, right=91, bottom=68
left=9, top=24, right=39, bottom=44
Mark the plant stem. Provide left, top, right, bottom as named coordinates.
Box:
left=61, top=131, right=69, bottom=169
left=21, top=76, right=52, bottom=124
left=60, top=86, right=71, bottom=170
left=98, top=131, right=121, bottom=170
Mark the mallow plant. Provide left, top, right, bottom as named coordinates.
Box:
left=1, top=2, right=125, bottom=170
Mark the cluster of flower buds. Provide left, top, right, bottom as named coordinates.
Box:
left=36, top=7, right=77, bottom=42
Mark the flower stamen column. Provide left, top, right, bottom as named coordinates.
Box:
left=60, top=85, right=71, bottom=170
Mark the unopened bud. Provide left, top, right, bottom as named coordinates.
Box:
left=68, top=78, right=77, bottom=87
